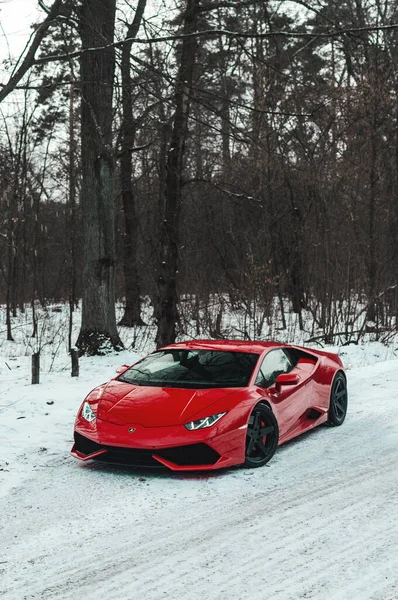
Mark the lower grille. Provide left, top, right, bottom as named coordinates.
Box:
left=156, top=444, right=220, bottom=466
left=96, top=447, right=161, bottom=468
left=74, top=433, right=220, bottom=468
left=74, top=432, right=160, bottom=467
left=74, top=432, right=102, bottom=455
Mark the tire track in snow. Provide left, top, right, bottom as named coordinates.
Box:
left=1, top=362, right=398, bottom=600
left=2, top=451, right=397, bottom=600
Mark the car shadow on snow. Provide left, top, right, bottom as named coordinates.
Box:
left=74, top=459, right=234, bottom=481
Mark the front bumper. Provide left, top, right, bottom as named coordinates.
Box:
left=71, top=417, right=246, bottom=471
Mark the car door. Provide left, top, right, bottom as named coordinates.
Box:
left=254, top=348, right=311, bottom=438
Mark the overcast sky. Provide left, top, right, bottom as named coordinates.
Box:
left=0, top=0, right=172, bottom=64
left=0, top=0, right=41, bottom=62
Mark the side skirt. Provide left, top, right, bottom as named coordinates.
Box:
left=278, top=412, right=328, bottom=446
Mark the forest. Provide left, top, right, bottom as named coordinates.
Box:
left=1, top=0, right=398, bottom=354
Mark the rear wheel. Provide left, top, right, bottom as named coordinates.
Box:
left=244, top=404, right=279, bottom=468
left=328, top=372, right=348, bottom=426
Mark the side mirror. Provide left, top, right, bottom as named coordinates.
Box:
left=116, top=364, right=131, bottom=375
left=275, top=373, right=300, bottom=393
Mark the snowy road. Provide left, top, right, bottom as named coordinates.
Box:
left=1, top=358, right=398, bottom=600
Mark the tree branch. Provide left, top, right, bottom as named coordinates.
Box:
left=0, top=0, right=67, bottom=104
left=32, top=22, right=398, bottom=67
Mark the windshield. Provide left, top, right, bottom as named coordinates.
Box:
left=118, top=349, right=260, bottom=389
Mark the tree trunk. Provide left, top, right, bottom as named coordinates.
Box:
left=6, top=186, right=14, bottom=341
left=366, top=107, right=378, bottom=323
left=68, top=76, right=77, bottom=352
left=215, top=14, right=231, bottom=173
left=71, top=349, right=79, bottom=377
left=32, top=352, right=40, bottom=385
left=155, top=0, right=200, bottom=348
left=76, top=0, right=122, bottom=355
left=119, top=0, right=146, bottom=327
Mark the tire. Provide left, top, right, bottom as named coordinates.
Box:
left=244, top=404, right=279, bottom=468
left=327, top=372, right=348, bottom=426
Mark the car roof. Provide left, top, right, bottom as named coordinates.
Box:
left=162, top=339, right=285, bottom=354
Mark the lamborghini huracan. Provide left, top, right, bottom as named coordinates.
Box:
left=71, top=340, right=347, bottom=471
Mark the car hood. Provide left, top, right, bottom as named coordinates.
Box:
left=97, top=380, right=236, bottom=427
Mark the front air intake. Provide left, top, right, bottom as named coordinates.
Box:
left=74, top=433, right=220, bottom=467
left=74, top=432, right=102, bottom=455
left=156, top=443, right=220, bottom=466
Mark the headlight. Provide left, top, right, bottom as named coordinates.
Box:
left=81, top=401, right=96, bottom=423
left=184, top=412, right=226, bottom=430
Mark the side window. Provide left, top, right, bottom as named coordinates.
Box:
left=255, top=349, right=296, bottom=388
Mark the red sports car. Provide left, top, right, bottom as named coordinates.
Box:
left=71, top=340, right=347, bottom=471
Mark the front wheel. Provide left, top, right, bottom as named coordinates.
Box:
left=328, top=372, right=348, bottom=426
left=244, top=404, right=279, bottom=468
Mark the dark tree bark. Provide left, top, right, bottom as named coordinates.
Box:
left=215, top=11, right=231, bottom=172
left=6, top=216, right=14, bottom=342
left=118, top=0, right=147, bottom=327
left=68, top=75, right=77, bottom=353
left=366, top=110, right=378, bottom=323
left=76, top=0, right=122, bottom=355
left=32, top=352, right=40, bottom=385
left=31, top=187, right=40, bottom=338
left=71, top=349, right=79, bottom=377
left=155, top=0, right=200, bottom=348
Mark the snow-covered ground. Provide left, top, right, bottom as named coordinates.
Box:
left=1, top=339, right=398, bottom=599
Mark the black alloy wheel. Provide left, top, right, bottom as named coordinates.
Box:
left=328, top=372, right=348, bottom=426
left=244, top=404, right=279, bottom=468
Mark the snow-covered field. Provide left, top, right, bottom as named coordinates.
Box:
left=1, top=307, right=398, bottom=599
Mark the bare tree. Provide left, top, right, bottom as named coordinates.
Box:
left=155, top=0, right=201, bottom=348
left=76, top=0, right=122, bottom=354
left=118, top=0, right=147, bottom=327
